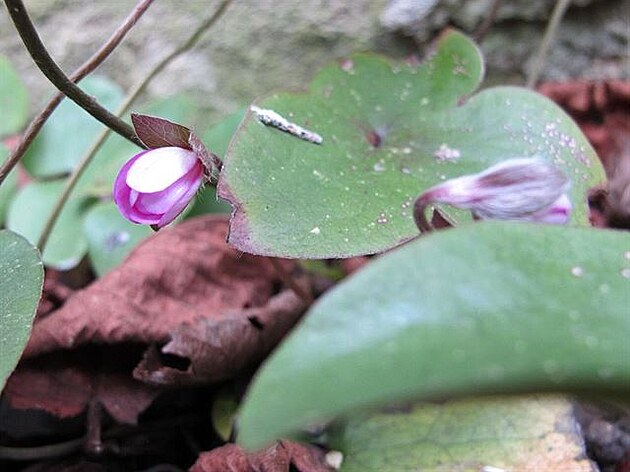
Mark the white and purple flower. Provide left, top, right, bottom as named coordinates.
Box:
left=414, top=157, right=572, bottom=232
left=113, top=146, right=204, bottom=228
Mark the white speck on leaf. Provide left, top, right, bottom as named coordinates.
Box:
left=571, top=266, right=584, bottom=277
left=434, top=144, right=461, bottom=162
left=325, top=451, right=343, bottom=470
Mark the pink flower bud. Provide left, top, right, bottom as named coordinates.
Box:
left=414, top=157, right=572, bottom=232
left=525, top=193, right=572, bottom=225
left=113, top=146, right=204, bottom=228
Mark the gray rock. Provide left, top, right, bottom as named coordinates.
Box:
left=0, top=0, right=626, bottom=130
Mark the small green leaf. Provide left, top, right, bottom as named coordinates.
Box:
left=237, top=223, right=630, bottom=448
left=22, top=76, right=124, bottom=178
left=218, top=30, right=603, bottom=258
left=7, top=181, right=90, bottom=270
left=83, top=201, right=152, bottom=276
left=202, top=107, right=246, bottom=157
left=0, top=55, right=29, bottom=137
left=186, top=187, right=232, bottom=218
left=0, top=230, right=43, bottom=392
left=329, top=396, right=594, bottom=471
left=0, top=145, right=18, bottom=225
left=186, top=110, right=248, bottom=218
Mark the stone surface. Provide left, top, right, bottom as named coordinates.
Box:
left=381, top=0, right=629, bottom=82
left=0, top=0, right=627, bottom=128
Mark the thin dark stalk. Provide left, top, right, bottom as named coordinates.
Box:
left=4, top=0, right=142, bottom=147
left=526, top=0, right=572, bottom=88
left=413, top=196, right=434, bottom=234
left=0, top=411, right=208, bottom=461
left=37, top=0, right=235, bottom=253
left=0, top=0, right=154, bottom=185
left=473, top=0, right=502, bottom=43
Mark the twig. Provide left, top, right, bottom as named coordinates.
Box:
left=0, top=411, right=209, bottom=461
left=526, top=0, right=572, bottom=88
left=0, top=0, right=154, bottom=186
left=473, top=0, right=502, bottom=43
left=37, top=0, right=235, bottom=253
left=4, top=0, right=142, bottom=147
left=85, top=400, right=104, bottom=455
left=267, top=258, right=314, bottom=305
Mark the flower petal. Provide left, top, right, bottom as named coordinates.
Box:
left=135, top=167, right=201, bottom=215
left=157, top=170, right=204, bottom=227
left=529, top=194, right=572, bottom=224
left=126, top=205, right=162, bottom=225
left=113, top=151, right=149, bottom=222
left=126, top=147, right=199, bottom=193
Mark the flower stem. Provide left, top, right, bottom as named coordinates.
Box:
left=37, top=0, right=236, bottom=254
left=413, top=196, right=435, bottom=234
left=4, top=0, right=143, bottom=147
left=473, top=0, right=502, bottom=43
left=0, top=0, right=154, bottom=187
left=526, top=0, right=572, bottom=89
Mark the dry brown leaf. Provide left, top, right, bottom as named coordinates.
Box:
left=24, top=216, right=289, bottom=358
left=4, top=349, right=158, bottom=424
left=134, top=290, right=306, bottom=385
left=540, top=80, right=630, bottom=229
left=539, top=81, right=630, bottom=176
left=189, top=440, right=333, bottom=472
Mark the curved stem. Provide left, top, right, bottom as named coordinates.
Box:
left=4, top=0, right=142, bottom=147
left=526, top=0, right=572, bottom=89
left=413, top=196, right=435, bottom=234
left=473, top=0, right=502, bottom=43
left=37, top=0, right=235, bottom=253
left=0, top=0, right=154, bottom=186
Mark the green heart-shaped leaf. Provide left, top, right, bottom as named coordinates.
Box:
left=218, top=30, right=603, bottom=258
left=0, top=230, right=43, bottom=392
left=0, top=55, right=29, bottom=137
left=202, top=107, right=246, bottom=157
left=186, top=108, right=248, bottom=218
left=83, top=201, right=152, bottom=276
left=237, top=223, right=630, bottom=448
left=7, top=181, right=90, bottom=270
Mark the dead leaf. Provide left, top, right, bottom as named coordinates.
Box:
left=24, top=216, right=289, bottom=358
left=539, top=80, right=630, bottom=174
left=131, top=113, right=191, bottom=149
left=134, top=290, right=306, bottom=385
left=4, top=348, right=158, bottom=424
left=540, top=80, right=630, bottom=229
left=189, top=440, right=333, bottom=472
left=35, top=269, right=75, bottom=321
left=604, top=151, right=630, bottom=228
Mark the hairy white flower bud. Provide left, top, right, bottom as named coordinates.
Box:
left=414, top=157, right=572, bottom=232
